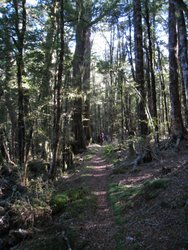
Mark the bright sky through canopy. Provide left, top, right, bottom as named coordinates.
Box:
left=27, top=0, right=37, bottom=6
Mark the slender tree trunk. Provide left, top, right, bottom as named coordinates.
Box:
left=62, top=72, right=70, bottom=171
left=168, top=0, right=185, bottom=138
left=127, top=0, right=135, bottom=81
left=156, top=43, right=170, bottom=135
left=83, top=27, right=91, bottom=144
left=133, top=0, right=148, bottom=136
left=41, top=1, right=56, bottom=99
left=13, top=0, right=26, bottom=167
left=3, top=21, right=18, bottom=161
left=50, top=0, right=64, bottom=179
left=144, top=0, right=158, bottom=141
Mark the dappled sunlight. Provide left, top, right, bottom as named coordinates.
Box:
left=81, top=173, right=93, bottom=177
left=119, top=173, right=153, bottom=186
left=93, top=191, right=106, bottom=196
left=92, top=158, right=106, bottom=164
left=92, top=173, right=106, bottom=177
left=88, top=144, right=102, bottom=148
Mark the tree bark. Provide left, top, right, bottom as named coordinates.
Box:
left=133, top=0, right=148, bottom=136
left=144, top=0, right=158, bottom=141
left=72, top=2, right=92, bottom=152
left=168, top=0, right=185, bottom=138
left=13, top=0, right=26, bottom=166
left=83, top=27, right=91, bottom=144
left=177, top=8, right=188, bottom=124
left=50, top=0, right=64, bottom=179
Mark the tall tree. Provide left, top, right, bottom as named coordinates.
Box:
left=71, top=0, right=119, bottom=151
left=50, top=0, right=64, bottom=179
left=71, top=0, right=90, bottom=153
left=83, top=26, right=92, bottom=143
left=144, top=0, right=158, bottom=141
left=133, top=0, right=148, bottom=136
left=177, top=7, right=188, bottom=124
left=13, top=0, right=27, bottom=166
left=168, top=0, right=185, bottom=138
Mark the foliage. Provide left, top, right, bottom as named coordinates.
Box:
left=104, top=144, right=115, bottom=155
left=103, top=144, right=119, bottom=164
left=9, top=178, right=53, bottom=229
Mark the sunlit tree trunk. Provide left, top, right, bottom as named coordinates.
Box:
left=50, top=0, right=64, bottom=179
left=83, top=27, right=91, bottom=144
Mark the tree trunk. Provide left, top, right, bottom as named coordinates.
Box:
left=83, top=27, right=91, bottom=144
left=50, top=0, right=64, bottom=179
left=144, top=0, right=158, bottom=142
left=133, top=0, right=148, bottom=136
left=13, top=0, right=26, bottom=167
left=177, top=8, right=188, bottom=125
left=72, top=4, right=91, bottom=152
left=168, top=0, right=185, bottom=138
left=156, top=43, right=170, bottom=135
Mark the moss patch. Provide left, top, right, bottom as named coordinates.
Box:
left=51, top=187, right=96, bottom=217
left=108, top=178, right=170, bottom=223
left=141, top=178, right=170, bottom=200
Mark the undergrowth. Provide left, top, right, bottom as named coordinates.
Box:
left=103, top=144, right=119, bottom=163
left=108, top=178, right=170, bottom=224
left=50, top=186, right=96, bottom=218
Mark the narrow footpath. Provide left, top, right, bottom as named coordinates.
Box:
left=70, top=145, right=118, bottom=250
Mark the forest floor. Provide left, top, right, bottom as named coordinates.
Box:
left=54, top=142, right=188, bottom=250
left=1, top=141, right=188, bottom=249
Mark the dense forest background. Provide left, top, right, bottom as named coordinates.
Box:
left=0, top=0, right=188, bottom=178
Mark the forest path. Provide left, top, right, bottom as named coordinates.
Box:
left=66, top=144, right=118, bottom=250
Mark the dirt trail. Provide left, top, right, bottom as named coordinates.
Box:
left=72, top=145, right=117, bottom=250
